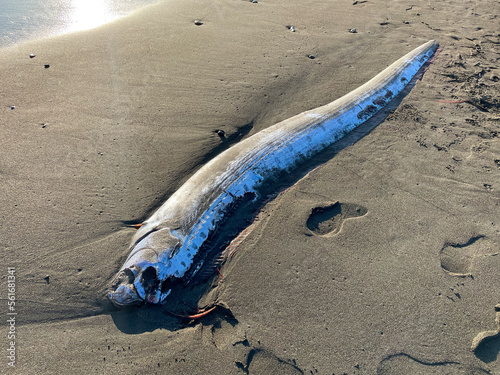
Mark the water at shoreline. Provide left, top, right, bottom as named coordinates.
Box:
left=0, top=0, right=157, bottom=48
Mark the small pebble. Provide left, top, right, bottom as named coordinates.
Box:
left=307, top=54, right=316, bottom=59
left=9, top=106, right=15, bottom=110
left=251, top=0, right=258, bottom=3
left=215, top=129, right=226, bottom=138
left=29, top=53, right=36, bottom=58
left=44, top=275, right=50, bottom=284
left=194, top=19, right=203, bottom=26
left=41, top=123, right=47, bottom=128
left=349, top=28, right=357, bottom=33
left=44, top=64, right=50, bottom=68
left=286, top=25, right=296, bottom=32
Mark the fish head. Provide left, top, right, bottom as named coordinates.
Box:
left=107, top=229, right=181, bottom=307
left=107, top=260, right=172, bottom=306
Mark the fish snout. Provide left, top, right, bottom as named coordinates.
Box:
left=107, top=268, right=143, bottom=307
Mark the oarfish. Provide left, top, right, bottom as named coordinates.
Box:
left=107, top=40, right=438, bottom=306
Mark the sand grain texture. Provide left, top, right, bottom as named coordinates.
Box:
left=1, top=0, right=500, bottom=373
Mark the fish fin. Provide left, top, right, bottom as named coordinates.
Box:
left=127, top=223, right=143, bottom=229
left=190, top=254, right=228, bottom=285
left=121, top=220, right=143, bottom=229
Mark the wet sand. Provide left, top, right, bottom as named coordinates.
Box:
left=1, top=0, right=499, bottom=373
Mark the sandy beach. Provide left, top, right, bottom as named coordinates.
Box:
left=1, top=0, right=499, bottom=373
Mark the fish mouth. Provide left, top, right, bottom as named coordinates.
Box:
left=107, top=265, right=171, bottom=307
left=107, top=268, right=144, bottom=307
left=107, top=283, right=144, bottom=307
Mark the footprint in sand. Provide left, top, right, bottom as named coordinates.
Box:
left=306, top=202, right=367, bottom=236
left=472, top=304, right=500, bottom=363
left=236, top=348, right=303, bottom=375
left=439, top=235, right=499, bottom=277
left=202, top=323, right=303, bottom=375
left=377, top=352, right=489, bottom=374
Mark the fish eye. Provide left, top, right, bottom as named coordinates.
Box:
left=142, top=266, right=157, bottom=280
left=140, top=266, right=159, bottom=293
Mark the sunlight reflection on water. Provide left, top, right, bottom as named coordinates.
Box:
left=66, top=0, right=117, bottom=32
left=0, top=0, right=157, bottom=47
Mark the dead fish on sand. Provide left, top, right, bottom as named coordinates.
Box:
left=108, top=40, right=438, bottom=307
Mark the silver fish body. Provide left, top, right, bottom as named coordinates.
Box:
left=108, top=40, right=438, bottom=306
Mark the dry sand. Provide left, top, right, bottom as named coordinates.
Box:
left=1, top=0, right=499, bottom=373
